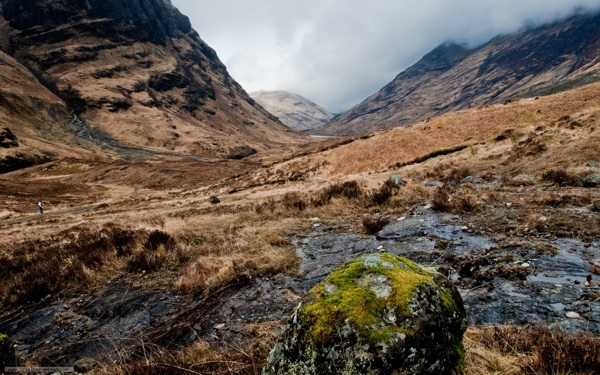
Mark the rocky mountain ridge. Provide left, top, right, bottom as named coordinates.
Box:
left=0, top=0, right=303, bottom=160
left=320, top=11, right=600, bottom=136
left=250, top=91, right=334, bottom=132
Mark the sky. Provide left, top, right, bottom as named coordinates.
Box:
left=171, top=0, right=600, bottom=113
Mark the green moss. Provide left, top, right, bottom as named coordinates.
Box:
left=301, top=254, right=437, bottom=345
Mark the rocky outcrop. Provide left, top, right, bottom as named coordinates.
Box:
left=250, top=91, right=334, bottom=133
left=0, top=127, right=17, bottom=148
left=320, top=11, right=600, bottom=136
left=0, top=0, right=302, bottom=158
left=263, top=253, right=466, bottom=375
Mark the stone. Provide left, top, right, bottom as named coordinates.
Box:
left=389, top=174, right=406, bottom=186
left=591, top=260, right=600, bottom=275
left=0, top=332, right=14, bottom=369
left=73, top=357, right=100, bottom=373
left=262, top=253, right=467, bottom=375
left=583, top=173, right=600, bottom=187
left=425, top=180, right=443, bottom=187
left=565, top=312, right=581, bottom=319
left=593, top=200, right=600, bottom=212
left=586, top=160, right=599, bottom=168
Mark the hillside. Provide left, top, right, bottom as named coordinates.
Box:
left=250, top=91, right=334, bottom=132
left=0, top=79, right=598, bottom=374
left=320, top=11, right=600, bottom=136
left=0, top=0, right=306, bottom=159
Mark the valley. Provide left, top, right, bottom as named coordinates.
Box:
left=1, top=82, right=599, bottom=374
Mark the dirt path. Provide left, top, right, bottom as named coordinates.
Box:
left=0, top=204, right=99, bottom=226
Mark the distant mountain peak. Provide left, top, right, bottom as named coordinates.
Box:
left=250, top=91, right=333, bottom=133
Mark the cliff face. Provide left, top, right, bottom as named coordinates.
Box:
left=0, top=0, right=302, bottom=158
left=320, top=12, right=600, bottom=137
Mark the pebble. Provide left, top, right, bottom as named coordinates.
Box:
left=214, top=323, right=226, bottom=330
left=397, top=216, right=406, bottom=221
left=311, top=217, right=321, bottom=222
left=538, top=216, right=548, bottom=222
left=521, top=263, right=530, bottom=268
left=565, top=312, right=581, bottom=319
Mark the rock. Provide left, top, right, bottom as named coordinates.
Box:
left=0, top=128, right=18, bottom=148
left=262, top=253, right=467, bottom=375
left=586, top=160, right=599, bottom=168
left=425, top=180, right=442, bottom=187
left=583, top=173, right=600, bottom=187
left=538, top=216, right=548, bottom=222
left=565, top=312, right=581, bottom=319
left=0, top=332, right=14, bottom=369
left=389, top=174, right=406, bottom=186
left=591, top=260, right=600, bottom=275
left=74, top=357, right=100, bottom=373
left=593, top=200, right=600, bottom=212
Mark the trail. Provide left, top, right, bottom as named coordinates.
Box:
left=0, top=204, right=99, bottom=226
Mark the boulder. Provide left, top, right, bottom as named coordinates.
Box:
left=583, top=173, right=600, bottom=187
left=263, top=253, right=467, bottom=375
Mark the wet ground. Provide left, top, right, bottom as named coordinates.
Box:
left=2, top=205, right=599, bottom=367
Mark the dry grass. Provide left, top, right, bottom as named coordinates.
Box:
left=465, top=325, right=600, bottom=375
left=94, top=321, right=280, bottom=375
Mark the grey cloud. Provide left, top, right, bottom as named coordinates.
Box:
left=172, top=0, right=600, bottom=112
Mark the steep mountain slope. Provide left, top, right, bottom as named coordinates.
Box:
left=320, top=11, right=600, bottom=136
left=0, top=51, right=99, bottom=173
left=250, top=91, right=334, bottom=132
left=0, top=0, right=304, bottom=158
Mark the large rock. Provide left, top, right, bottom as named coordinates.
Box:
left=583, top=173, right=600, bottom=187
left=263, top=253, right=467, bottom=375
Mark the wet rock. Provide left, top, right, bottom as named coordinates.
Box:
left=0, top=332, right=14, bottom=369
left=263, top=253, right=466, bottom=375
left=583, top=173, right=600, bottom=187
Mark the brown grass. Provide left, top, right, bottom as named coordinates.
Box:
left=465, top=325, right=600, bottom=375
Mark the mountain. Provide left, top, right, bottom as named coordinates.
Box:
left=0, top=0, right=303, bottom=160
left=319, top=11, right=600, bottom=136
left=250, top=91, right=334, bottom=133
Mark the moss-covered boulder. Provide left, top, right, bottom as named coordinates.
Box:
left=263, top=253, right=467, bottom=375
left=0, top=332, right=14, bottom=370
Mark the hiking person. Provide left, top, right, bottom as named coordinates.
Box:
left=38, top=201, right=44, bottom=214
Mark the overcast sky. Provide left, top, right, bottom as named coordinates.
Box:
left=171, top=0, right=600, bottom=113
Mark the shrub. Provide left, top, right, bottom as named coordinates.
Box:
left=431, top=186, right=478, bottom=213
left=369, top=179, right=399, bottom=205
left=282, top=192, right=307, bottom=211
left=314, top=181, right=364, bottom=206
left=362, top=214, right=390, bottom=234
left=542, top=168, right=582, bottom=186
